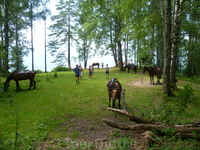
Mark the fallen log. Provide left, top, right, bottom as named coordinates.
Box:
left=103, top=118, right=173, bottom=131
left=103, top=119, right=200, bottom=136
left=107, top=107, right=162, bottom=125
left=104, top=108, right=200, bottom=139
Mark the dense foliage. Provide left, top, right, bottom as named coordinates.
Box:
left=1, top=0, right=200, bottom=77
left=0, top=0, right=50, bottom=74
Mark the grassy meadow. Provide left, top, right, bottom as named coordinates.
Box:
left=0, top=67, right=200, bottom=149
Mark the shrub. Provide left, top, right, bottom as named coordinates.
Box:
left=175, top=84, right=196, bottom=113
left=52, top=66, right=71, bottom=72
left=35, top=70, right=43, bottom=73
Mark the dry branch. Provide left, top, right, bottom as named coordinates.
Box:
left=107, top=107, right=161, bottom=125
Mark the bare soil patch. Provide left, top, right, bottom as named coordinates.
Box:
left=39, top=115, right=143, bottom=149
left=125, top=78, right=161, bottom=88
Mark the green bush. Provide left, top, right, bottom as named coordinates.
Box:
left=176, top=84, right=196, bottom=113
left=52, top=66, right=71, bottom=72
left=35, top=69, right=43, bottom=73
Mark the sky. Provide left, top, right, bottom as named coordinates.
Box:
left=23, top=0, right=115, bottom=72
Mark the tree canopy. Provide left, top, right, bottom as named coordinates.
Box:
left=1, top=0, right=200, bottom=95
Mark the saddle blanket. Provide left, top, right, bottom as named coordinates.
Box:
left=18, top=71, right=30, bottom=74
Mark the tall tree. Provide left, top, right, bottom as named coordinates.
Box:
left=48, top=0, right=77, bottom=67
left=163, top=0, right=172, bottom=96
left=28, top=0, right=50, bottom=71
left=3, top=0, right=10, bottom=73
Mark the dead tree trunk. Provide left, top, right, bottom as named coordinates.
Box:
left=103, top=107, right=200, bottom=139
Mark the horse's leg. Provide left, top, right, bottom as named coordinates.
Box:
left=134, top=67, right=137, bottom=74
left=109, top=95, right=111, bottom=107
left=157, top=76, right=160, bottom=84
left=29, top=80, right=32, bottom=90
left=157, top=74, right=161, bottom=84
left=15, top=81, right=20, bottom=91
left=118, top=97, right=121, bottom=109
left=33, top=80, right=36, bottom=89
left=152, top=76, right=154, bottom=84
left=108, top=90, right=111, bottom=107
left=150, top=76, right=152, bottom=84
left=112, top=98, right=116, bottom=108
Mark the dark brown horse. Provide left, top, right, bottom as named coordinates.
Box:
left=4, top=71, right=36, bottom=91
left=142, top=67, right=162, bottom=84
left=92, top=62, right=100, bottom=69
left=106, top=78, right=122, bottom=109
left=124, top=64, right=137, bottom=74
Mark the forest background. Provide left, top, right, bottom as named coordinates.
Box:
left=0, top=0, right=200, bottom=96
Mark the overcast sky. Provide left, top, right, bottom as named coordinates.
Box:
left=23, top=0, right=115, bottom=71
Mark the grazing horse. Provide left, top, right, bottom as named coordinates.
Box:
left=106, top=78, right=122, bottom=109
left=92, top=62, right=100, bottom=69
left=4, top=71, right=36, bottom=91
left=142, top=67, right=162, bottom=84
left=124, top=64, right=137, bottom=74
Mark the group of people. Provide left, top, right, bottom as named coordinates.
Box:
left=73, top=63, right=110, bottom=84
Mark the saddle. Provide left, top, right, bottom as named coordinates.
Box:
left=18, top=71, right=30, bottom=74
left=106, top=78, right=121, bottom=90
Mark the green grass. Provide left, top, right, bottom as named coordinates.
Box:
left=0, top=68, right=200, bottom=149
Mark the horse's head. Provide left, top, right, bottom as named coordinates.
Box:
left=3, top=82, right=9, bottom=91
left=142, top=67, right=148, bottom=74
left=157, top=68, right=163, bottom=74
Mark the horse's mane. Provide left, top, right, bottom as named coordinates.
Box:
left=5, top=71, right=17, bottom=82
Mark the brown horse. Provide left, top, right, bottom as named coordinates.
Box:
left=142, top=67, right=162, bottom=84
left=92, top=62, right=100, bottom=69
left=106, top=78, right=122, bottom=109
left=124, top=64, right=137, bottom=74
left=4, top=71, right=36, bottom=91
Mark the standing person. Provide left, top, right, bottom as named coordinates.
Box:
left=73, top=65, right=80, bottom=84
left=79, top=65, right=83, bottom=79
left=105, top=64, right=109, bottom=79
left=102, top=62, right=104, bottom=69
left=88, top=65, right=92, bottom=80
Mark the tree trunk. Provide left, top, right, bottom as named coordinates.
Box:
left=67, top=0, right=71, bottom=68
left=4, top=0, right=10, bottom=73
left=170, top=0, right=181, bottom=90
left=116, top=18, right=123, bottom=71
left=44, top=19, right=47, bottom=72
left=124, top=34, right=128, bottom=63
left=15, top=19, right=20, bottom=71
left=30, top=2, right=34, bottom=71
left=163, top=0, right=173, bottom=96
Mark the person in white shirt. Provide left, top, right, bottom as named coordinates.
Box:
left=105, top=64, right=109, bottom=79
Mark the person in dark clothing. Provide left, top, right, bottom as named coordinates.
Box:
left=73, top=65, right=80, bottom=84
